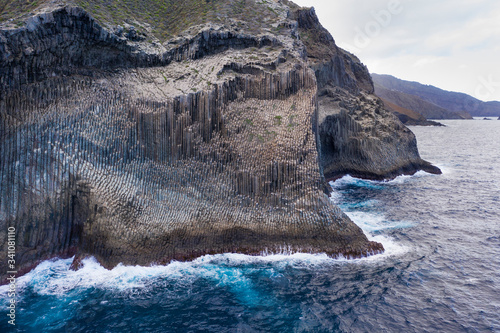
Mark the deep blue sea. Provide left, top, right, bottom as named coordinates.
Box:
left=2, top=119, right=500, bottom=332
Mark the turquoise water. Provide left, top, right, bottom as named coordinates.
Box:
left=1, top=119, right=499, bottom=332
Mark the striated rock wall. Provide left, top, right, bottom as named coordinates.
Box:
left=0, top=5, right=281, bottom=90
left=0, top=2, right=390, bottom=282
left=317, top=88, right=441, bottom=180
left=292, top=7, right=441, bottom=181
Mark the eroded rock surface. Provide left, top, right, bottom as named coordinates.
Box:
left=0, top=0, right=439, bottom=282
left=291, top=7, right=441, bottom=181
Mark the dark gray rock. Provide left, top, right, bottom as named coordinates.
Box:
left=317, top=89, right=441, bottom=180
left=291, top=7, right=441, bottom=181
left=0, top=2, right=388, bottom=283
left=0, top=2, right=442, bottom=283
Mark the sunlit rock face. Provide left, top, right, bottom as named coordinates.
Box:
left=0, top=1, right=443, bottom=282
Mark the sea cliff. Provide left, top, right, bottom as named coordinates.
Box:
left=0, top=0, right=438, bottom=283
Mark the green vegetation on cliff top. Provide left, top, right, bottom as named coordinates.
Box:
left=1, top=0, right=300, bottom=40
left=0, top=0, right=46, bottom=23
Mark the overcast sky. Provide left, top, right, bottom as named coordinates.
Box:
left=292, top=0, right=500, bottom=102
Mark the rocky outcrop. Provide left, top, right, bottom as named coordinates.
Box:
left=0, top=2, right=391, bottom=283
left=0, top=1, right=441, bottom=282
left=291, top=7, right=441, bottom=181
left=316, top=89, right=441, bottom=180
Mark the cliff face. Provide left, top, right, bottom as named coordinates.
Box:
left=291, top=8, right=441, bottom=181
left=0, top=0, right=436, bottom=282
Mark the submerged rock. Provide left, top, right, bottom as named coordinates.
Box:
left=0, top=1, right=437, bottom=282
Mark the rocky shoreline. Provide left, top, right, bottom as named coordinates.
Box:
left=0, top=1, right=438, bottom=283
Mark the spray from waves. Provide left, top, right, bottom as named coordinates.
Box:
left=0, top=248, right=408, bottom=331
left=0, top=174, right=426, bottom=302
left=432, top=163, right=454, bottom=176
left=0, top=243, right=408, bottom=303
left=329, top=174, right=419, bottom=259
left=0, top=256, right=272, bottom=309
left=331, top=170, right=437, bottom=189
left=345, top=211, right=414, bottom=233
left=342, top=211, right=409, bottom=258
left=331, top=175, right=386, bottom=189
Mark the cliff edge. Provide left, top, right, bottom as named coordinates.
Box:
left=290, top=7, right=441, bottom=181
left=0, top=0, right=437, bottom=282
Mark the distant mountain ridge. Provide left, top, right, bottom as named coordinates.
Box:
left=372, top=74, right=500, bottom=118
left=379, top=97, right=444, bottom=126
left=375, top=83, right=467, bottom=121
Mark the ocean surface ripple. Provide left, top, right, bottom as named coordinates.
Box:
left=1, top=119, right=499, bottom=332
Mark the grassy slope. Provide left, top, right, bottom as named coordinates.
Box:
left=75, top=0, right=222, bottom=39
left=0, top=0, right=295, bottom=41
left=0, top=0, right=51, bottom=23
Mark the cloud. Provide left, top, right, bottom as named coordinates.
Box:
left=412, top=57, right=442, bottom=68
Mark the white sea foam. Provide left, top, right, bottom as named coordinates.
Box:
left=330, top=175, right=385, bottom=189
left=338, top=199, right=379, bottom=210
left=331, top=169, right=445, bottom=190
left=432, top=163, right=455, bottom=176
left=0, top=217, right=410, bottom=297
left=0, top=174, right=417, bottom=298
left=343, top=211, right=410, bottom=259
left=386, top=171, right=429, bottom=184
left=329, top=175, right=414, bottom=261
left=345, top=211, right=413, bottom=233
left=0, top=242, right=409, bottom=298
left=328, top=188, right=342, bottom=203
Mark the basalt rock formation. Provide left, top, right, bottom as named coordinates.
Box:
left=290, top=8, right=441, bottom=181
left=0, top=0, right=437, bottom=282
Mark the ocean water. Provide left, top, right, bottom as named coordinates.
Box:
left=1, top=119, right=499, bottom=332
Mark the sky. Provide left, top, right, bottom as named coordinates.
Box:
left=292, top=0, right=500, bottom=102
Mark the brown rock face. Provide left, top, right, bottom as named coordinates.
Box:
left=0, top=1, right=441, bottom=283
left=379, top=97, right=445, bottom=127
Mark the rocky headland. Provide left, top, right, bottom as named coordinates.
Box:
left=379, top=97, right=444, bottom=127
left=373, top=76, right=472, bottom=121
left=0, top=0, right=439, bottom=283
